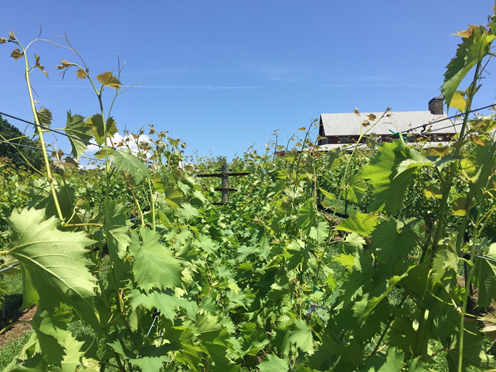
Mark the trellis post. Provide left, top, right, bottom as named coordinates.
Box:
left=197, top=163, right=249, bottom=204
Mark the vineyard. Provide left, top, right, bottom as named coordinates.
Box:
left=0, top=9, right=496, bottom=372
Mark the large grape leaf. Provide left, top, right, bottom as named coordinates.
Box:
left=111, top=148, right=149, bottom=184
left=370, top=220, right=417, bottom=265
left=360, top=141, right=416, bottom=215
left=85, top=114, right=118, bottom=146
left=108, top=341, right=174, bottom=371
left=31, top=309, right=71, bottom=367
left=129, top=289, right=196, bottom=321
left=96, top=71, right=122, bottom=89
left=289, top=320, right=315, bottom=354
left=8, top=208, right=98, bottom=322
left=64, top=111, right=93, bottom=160
left=335, top=212, right=379, bottom=236
left=473, top=243, right=496, bottom=308
left=129, top=229, right=183, bottom=293
left=104, top=202, right=132, bottom=259
left=258, top=354, right=289, bottom=372
left=442, top=26, right=495, bottom=107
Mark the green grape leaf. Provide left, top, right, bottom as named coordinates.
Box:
left=259, top=354, right=289, bottom=372
left=85, top=114, right=118, bottom=146
left=129, top=289, right=196, bottom=321
left=289, top=320, right=314, bottom=354
left=296, top=199, right=317, bottom=228
left=378, top=347, right=404, bottom=372
left=96, top=71, right=122, bottom=89
left=344, top=175, right=367, bottom=203
left=56, top=333, right=86, bottom=372
left=309, top=220, right=329, bottom=243
left=64, top=111, right=93, bottom=160
left=108, top=341, right=174, bottom=371
left=473, top=243, right=496, bottom=308
left=164, top=186, right=183, bottom=209
left=360, top=140, right=416, bottom=215
left=431, top=242, right=458, bottom=286
left=333, top=254, right=355, bottom=270
left=193, top=233, right=218, bottom=255
left=370, top=219, right=417, bottom=265
left=319, top=187, right=335, bottom=201
left=111, top=148, right=149, bottom=184
left=8, top=208, right=98, bottom=322
left=180, top=203, right=199, bottom=222
left=36, top=107, right=52, bottom=129
left=129, top=229, right=182, bottom=293
left=339, top=233, right=366, bottom=253
left=335, top=212, right=379, bottom=236
left=31, top=309, right=71, bottom=367
left=442, top=26, right=495, bottom=107
left=85, top=114, right=105, bottom=146
left=104, top=202, right=132, bottom=259
left=446, top=329, right=494, bottom=371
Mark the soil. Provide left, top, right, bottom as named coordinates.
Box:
left=0, top=306, right=36, bottom=349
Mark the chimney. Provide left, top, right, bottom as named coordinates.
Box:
left=428, top=96, right=444, bottom=115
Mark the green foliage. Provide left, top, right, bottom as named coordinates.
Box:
left=1, top=10, right=496, bottom=372
left=0, top=115, right=44, bottom=170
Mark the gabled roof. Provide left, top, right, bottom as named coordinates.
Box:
left=319, top=110, right=458, bottom=137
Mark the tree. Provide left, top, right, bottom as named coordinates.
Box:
left=0, top=114, right=44, bottom=170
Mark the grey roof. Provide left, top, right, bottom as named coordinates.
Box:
left=317, top=141, right=453, bottom=151
left=320, top=110, right=458, bottom=137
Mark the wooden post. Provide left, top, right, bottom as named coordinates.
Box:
left=196, top=164, right=249, bottom=204
left=221, top=163, right=229, bottom=204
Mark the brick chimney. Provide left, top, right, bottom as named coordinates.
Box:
left=428, top=96, right=444, bottom=115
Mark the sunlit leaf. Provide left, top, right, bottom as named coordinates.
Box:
left=442, top=26, right=495, bottom=106
left=360, top=140, right=417, bottom=215
left=111, top=148, right=149, bottom=184
left=336, top=212, right=379, bottom=236
left=450, top=91, right=467, bottom=111
left=64, top=111, right=93, bottom=160
left=452, top=197, right=475, bottom=216
left=424, top=185, right=442, bottom=199
left=470, top=134, right=485, bottom=145
left=8, top=208, right=98, bottom=322
left=129, top=229, right=182, bottom=293
left=76, top=68, right=87, bottom=79
left=309, top=221, right=329, bottom=243
left=96, top=71, right=122, bottom=89
left=259, top=354, right=289, bottom=372
left=289, top=320, right=314, bottom=354
left=129, top=289, right=195, bottom=321
left=164, top=186, right=183, bottom=209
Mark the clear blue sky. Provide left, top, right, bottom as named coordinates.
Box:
left=1, top=0, right=495, bottom=161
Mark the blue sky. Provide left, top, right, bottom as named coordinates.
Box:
left=1, top=0, right=495, bottom=161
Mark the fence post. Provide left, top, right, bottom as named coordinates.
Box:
left=221, top=163, right=229, bottom=204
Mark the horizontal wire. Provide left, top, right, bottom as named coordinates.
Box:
left=0, top=138, right=44, bottom=151
left=0, top=111, right=102, bottom=149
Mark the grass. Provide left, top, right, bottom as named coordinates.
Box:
left=0, top=270, right=32, bottom=372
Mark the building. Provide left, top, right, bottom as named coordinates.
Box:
left=317, top=97, right=458, bottom=150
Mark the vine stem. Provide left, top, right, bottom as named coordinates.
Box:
left=370, top=294, right=407, bottom=356
left=16, top=39, right=64, bottom=222
left=414, top=59, right=483, bottom=364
